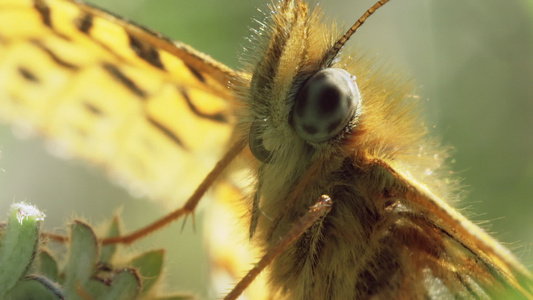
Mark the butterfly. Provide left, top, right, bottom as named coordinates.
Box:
left=0, top=0, right=528, bottom=298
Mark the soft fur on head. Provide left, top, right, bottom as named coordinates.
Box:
left=234, top=0, right=454, bottom=215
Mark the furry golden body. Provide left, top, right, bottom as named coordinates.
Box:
left=236, top=1, right=532, bottom=298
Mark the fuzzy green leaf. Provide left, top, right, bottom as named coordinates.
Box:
left=38, top=250, right=59, bottom=283
left=0, top=203, right=44, bottom=294
left=83, top=268, right=141, bottom=299
left=103, top=268, right=141, bottom=300
left=5, top=275, right=64, bottom=300
left=63, top=221, right=99, bottom=296
left=100, top=216, right=121, bottom=263
left=131, top=249, right=165, bottom=294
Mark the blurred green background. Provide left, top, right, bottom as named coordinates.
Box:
left=0, top=0, right=531, bottom=298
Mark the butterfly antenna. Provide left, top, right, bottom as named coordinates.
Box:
left=325, top=0, right=391, bottom=66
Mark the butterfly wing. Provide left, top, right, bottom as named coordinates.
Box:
left=376, top=160, right=533, bottom=299
left=0, top=0, right=244, bottom=205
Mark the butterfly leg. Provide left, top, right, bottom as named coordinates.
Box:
left=95, top=140, right=245, bottom=245
left=224, top=195, right=333, bottom=300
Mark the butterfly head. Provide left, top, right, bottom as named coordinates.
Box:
left=244, top=0, right=389, bottom=165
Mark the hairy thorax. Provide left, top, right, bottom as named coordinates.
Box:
left=251, top=149, right=421, bottom=299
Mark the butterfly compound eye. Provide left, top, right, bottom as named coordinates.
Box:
left=291, top=68, right=361, bottom=143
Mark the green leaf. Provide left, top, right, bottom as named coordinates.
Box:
left=100, top=216, right=121, bottom=263
left=38, top=250, right=59, bottom=283
left=131, top=249, right=165, bottom=294
left=63, top=221, right=99, bottom=296
left=0, top=203, right=45, bottom=294
left=102, top=268, right=141, bottom=300
left=5, top=275, right=64, bottom=300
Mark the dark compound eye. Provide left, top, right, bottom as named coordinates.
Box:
left=291, top=68, right=360, bottom=143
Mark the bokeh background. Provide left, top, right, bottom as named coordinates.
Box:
left=0, top=0, right=531, bottom=298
